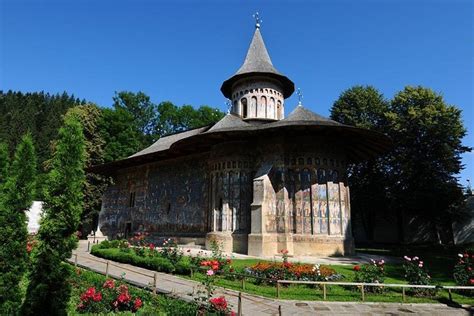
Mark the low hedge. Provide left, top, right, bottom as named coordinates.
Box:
left=90, top=246, right=191, bottom=275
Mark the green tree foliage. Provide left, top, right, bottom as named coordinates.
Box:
left=64, top=105, right=109, bottom=237
left=99, top=107, right=143, bottom=162
left=155, top=101, right=224, bottom=136
left=331, top=86, right=390, bottom=241
left=0, top=135, right=36, bottom=315
left=23, top=115, right=85, bottom=315
left=0, top=142, right=9, bottom=189
left=100, top=93, right=224, bottom=162
left=331, top=85, right=471, bottom=243
left=387, top=86, right=470, bottom=242
left=0, top=91, right=84, bottom=196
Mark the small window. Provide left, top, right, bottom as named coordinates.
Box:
left=241, top=98, right=248, bottom=118
left=129, top=192, right=136, bottom=207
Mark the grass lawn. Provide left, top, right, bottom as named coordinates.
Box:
left=91, top=244, right=474, bottom=305
left=183, top=259, right=473, bottom=304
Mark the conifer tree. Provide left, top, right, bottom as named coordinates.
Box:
left=22, top=115, right=85, bottom=315
left=0, top=142, right=9, bottom=190
left=0, top=135, right=36, bottom=315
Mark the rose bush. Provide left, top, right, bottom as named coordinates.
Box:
left=76, top=279, right=143, bottom=313
left=453, top=251, right=474, bottom=294
left=353, top=259, right=385, bottom=293
left=403, top=256, right=434, bottom=296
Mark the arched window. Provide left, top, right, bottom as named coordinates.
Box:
left=217, top=198, right=223, bottom=231
left=332, top=170, right=339, bottom=183
left=241, top=98, right=248, bottom=118
left=260, top=96, right=267, bottom=117
left=277, top=101, right=282, bottom=119
left=251, top=96, right=257, bottom=117
left=317, top=168, right=326, bottom=183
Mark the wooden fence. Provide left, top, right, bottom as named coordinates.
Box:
left=72, top=252, right=473, bottom=314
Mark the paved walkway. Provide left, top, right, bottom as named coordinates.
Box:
left=70, top=241, right=472, bottom=315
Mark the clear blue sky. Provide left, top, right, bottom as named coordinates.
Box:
left=1, top=0, right=472, bottom=185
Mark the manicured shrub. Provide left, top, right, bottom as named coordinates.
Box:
left=91, top=246, right=175, bottom=273
left=0, top=135, right=36, bottom=315
left=352, top=259, right=386, bottom=293
left=175, top=256, right=192, bottom=275
left=453, top=251, right=474, bottom=287
left=23, top=115, right=85, bottom=315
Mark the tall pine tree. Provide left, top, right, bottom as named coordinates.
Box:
left=0, top=135, right=36, bottom=315
left=23, top=115, right=85, bottom=315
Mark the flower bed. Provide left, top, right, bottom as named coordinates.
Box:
left=245, top=261, right=342, bottom=285
left=69, top=267, right=198, bottom=315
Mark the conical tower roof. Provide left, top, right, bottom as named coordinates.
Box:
left=221, top=27, right=295, bottom=99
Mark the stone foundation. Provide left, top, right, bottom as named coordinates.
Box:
left=248, top=233, right=354, bottom=257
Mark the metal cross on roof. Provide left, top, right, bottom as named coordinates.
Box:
left=253, top=12, right=262, bottom=29
left=297, top=88, right=303, bottom=106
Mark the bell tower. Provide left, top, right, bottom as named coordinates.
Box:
left=220, top=13, right=295, bottom=121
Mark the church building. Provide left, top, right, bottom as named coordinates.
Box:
left=93, top=20, right=390, bottom=256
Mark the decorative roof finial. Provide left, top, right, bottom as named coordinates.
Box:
left=253, top=12, right=262, bottom=29
left=297, top=88, right=303, bottom=106
left=225, top=99, right=232, bottom=114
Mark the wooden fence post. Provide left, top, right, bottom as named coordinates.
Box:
left=241, top=277, right=246, bottom=290
left=323, top=283, right=327, bottom=300
left=153, top=272, right=157, bottom=295
left=402, top=287, right=406, bottom=302
left=238, top=292, right=242, bottom=316
left=276, top=281, right=280, bottom=298
left=278, top=305, right=282, bottom=316
left=106, top=261, right=110, bottom=278
left=361, top=285, right=365, bottom=301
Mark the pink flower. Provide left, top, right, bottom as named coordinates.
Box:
left=207, top=269, right=214, bottom=276
left=149, top=243, right=155, bottom=250
left=103, top=279, right=115, bottom=289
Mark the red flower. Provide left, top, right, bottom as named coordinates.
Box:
left=149, top=243, right=155, bottom=250
left=210, top=296, right=228, bottom=311
left=353, top=265, right=361, bottom=271
left=103, top=279, right=115, bottom=289
left=133, top=297, right=143, bottom=311
left=93, top=292, right=102, bottom=302
left=470, top=279, right=474, bottom=285
left=226, top=258, right=232, bottom=264
left=117, top=292, right=131, bottom=304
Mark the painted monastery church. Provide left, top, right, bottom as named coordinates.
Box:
left=93, top=22, right=390, bottom=257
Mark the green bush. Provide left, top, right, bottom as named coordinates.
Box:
left=175, top=256, right=192, bottom=275
left=91, top=246, right=174, bottom=273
